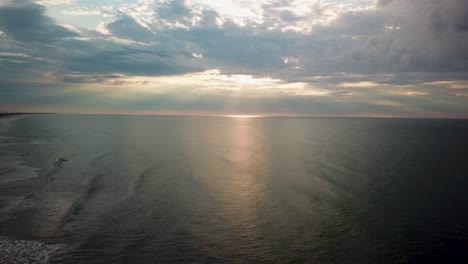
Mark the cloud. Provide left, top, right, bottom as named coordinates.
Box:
left=157, top=0, right=191, bottom=21
left=35, top=0, right=74, bottom=6
left=7, top=0, right=463, bottom=82
left=337, top=81, right=383, bottom=88
left=0, top=0, right=467, bottom=117
left=370, top=0, right=468, bottom=73
left=106, top=14, right=154, bottom=42
left=0, top=0, right=77, bottom=43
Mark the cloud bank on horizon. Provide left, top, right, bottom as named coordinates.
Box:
left=0, top=0, right=467, bottom=117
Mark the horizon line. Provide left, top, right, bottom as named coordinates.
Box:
left=3, top=112, right=468, bottom=120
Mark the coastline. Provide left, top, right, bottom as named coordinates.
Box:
left=0, top=113, right=55, bottom=119
left=0, top=113, right=25, bottom=119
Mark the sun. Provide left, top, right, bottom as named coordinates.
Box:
left=225, top=115, right=261, bottom=118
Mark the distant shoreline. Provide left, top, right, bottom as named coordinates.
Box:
left=0, top=113, right=55, bottom=118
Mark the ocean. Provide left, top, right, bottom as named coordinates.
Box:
left=0, top=115, right=467, bottom=263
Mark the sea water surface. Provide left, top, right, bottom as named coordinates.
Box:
left=0, top=115, right=467, bottom=263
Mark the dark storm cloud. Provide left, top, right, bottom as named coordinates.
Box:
left=0, top=0, right=77, bottom=43
left=64, top=38, right=201, bottom=76
left=0, top=1, right=200, bottom=81
left=429, top=0, right=468, bottom=33
left=177, top=23, right=291, bottom=72
left=106, top=14, right=154, bottom=42
left=376, top=0, right=468, bottom=72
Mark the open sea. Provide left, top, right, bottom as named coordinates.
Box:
left=0, top=114, right=467, bottom=263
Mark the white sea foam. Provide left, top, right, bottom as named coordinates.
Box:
left=0, top=237, right=66, bottom=264
left=0, top=118, right=12, bottom=132
left=0, top=115, right=23, bottom=132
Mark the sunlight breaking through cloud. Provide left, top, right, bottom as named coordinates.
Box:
left=0, top=0, right=466, bottom=117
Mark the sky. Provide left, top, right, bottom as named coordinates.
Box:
left=0, top=0, right=467, bottom=117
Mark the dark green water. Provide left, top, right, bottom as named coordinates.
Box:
left=1, top=115, right=468, bottom=263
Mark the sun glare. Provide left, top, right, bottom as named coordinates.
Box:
left=225, top=115, right=261, bottom=118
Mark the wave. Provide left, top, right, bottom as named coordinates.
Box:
left=89, top=152, right=111, bottom=167
left=0, top=157, right=40, bottom=184
left=58, top=172, right=104, bottom=230
left=128, top=164, right=160, bottom=195
left=55, top=153, right=115, bottom=228
left=0, top=195, right=36, bottom=223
